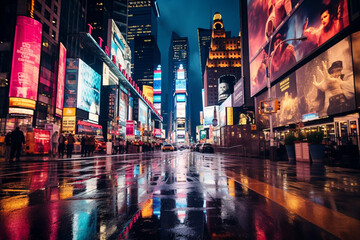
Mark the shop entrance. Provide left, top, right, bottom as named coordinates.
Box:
left=334, top=114, right=359, bottom=151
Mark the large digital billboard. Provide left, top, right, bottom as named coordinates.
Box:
left=9, top=16, right=42, bottom=107
left=249, top=0, right=350, bottom=97
left=256, top=36, right=355, bottom=128
left=203, top=106, right=220, bottom=127
left=126, top=120, right=135, bottom=136
left=233, top=78, right=244, bottom=107
left=176, top=94, right=186, bottom=102
left=153, top=95, right=161, bottom=103
left=64, top=59, right=79, bottom=108
left=176, top=102, right=186, bottom=118
left=153, top=66, right=161, bottom=94
left=138, top=100, right=148, bottom=125
left=107, top=19, right=131, bottom=77
left=352, top=31, right=360, bottom=108
left=56, top=43, right=67, bottom=111
left=175, top=79, right=186, bottom=93
left=77, top=59, right=101, bottom=115
left=143, top=85, right=154, bottom=104
left=119, top=90, right=128, bottom=126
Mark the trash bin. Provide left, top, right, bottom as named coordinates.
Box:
left=106, top=142, right=112, bottom=155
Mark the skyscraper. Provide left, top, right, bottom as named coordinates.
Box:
left=198, top=28, right=212, bottom=78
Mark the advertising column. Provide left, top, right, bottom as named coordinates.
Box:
left=8, top=16, right=42, bottom=129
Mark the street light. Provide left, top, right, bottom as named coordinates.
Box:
left=266, top=36, right=307, bottom=160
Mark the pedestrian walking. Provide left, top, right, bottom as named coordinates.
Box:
left=58, top=133, right=65, bottom=158
left=90, top=136, right=96, bottom=156
left=4, top=132, right=12, bottom=161
left=10, top=127, right=25, bottom=162
left=66, top=134, right=75, bottom=158
left=81, top=135, right=86, bottom=157
left=51, top=131, right=59, bottom=157
left=85, top=136, right=91, bottom=156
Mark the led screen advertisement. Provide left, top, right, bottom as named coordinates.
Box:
left=126, top=120, right=135, bottom=136
left=203, top=106, right=220, bottom=127
left=56, top=43, right=67, bottom=111
left=247, top=0, right=300, bottom=60
left=176, top=94, right=186, bottom=102
left=250, top=0, right=350, bottom=97
left=107, top=19, right=131, bottom=76
left=153, top=68, right=162, bottom=94
left=176, top=102, right=186, bottom=118
left=218, top=75, right=235, bottom=103
left=138, top=100, right=148, bottom=125
left=119, top=90, right=128, bottom=126
left=9, top=16, right=42, bottom=107
left=77, top=59, right=101, bottom=115
left=233, top=79, right=244, bottom=107
left=143, top=85, right=154, bottom=104
left=153, top=95, right=161, bottom=103
left=64, top=59, right=79, bottom=108
left=256, top=37, right=355, bottom=128
left=351, top=31, right=360, bottom=108
left=175, top=79, right=186, bottom=93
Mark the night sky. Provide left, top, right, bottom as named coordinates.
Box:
left=156, top=0, right=240, bottom=137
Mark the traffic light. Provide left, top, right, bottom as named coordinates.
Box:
left=275, top=99, right=280, bottom=112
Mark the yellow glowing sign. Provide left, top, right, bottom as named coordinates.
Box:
left=9, top=97, right=36, bottom=109
left=141, top=199, right=153, bottom=218
left=226, top=107, right=233, bottom=125
left=142, top=85, right=153, bottom=104
left=63, top=108, right=76, bottom=116
left=62, top=116, right=76, bottom=133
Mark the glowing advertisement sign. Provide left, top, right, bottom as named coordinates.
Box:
left=256, top=37, right=355, bottom=128
left=138, top=100, right=148, bottom=125
left=119, top=90, right=128, bottom=126
left=154, top=128, right=161, bottom=138
left=176, top=102, right=186, bottom=118
left=9, top=16, right=42, bottom=106
left=154, top=103, right=161, bottom=113
left=107, top=19, right=131, bottom=77
left=64, top=59, right=79, bottom=108
left=77, top=59, right=101, bottom=115
left=56, top=43, right=67, bottom=111
left=153, top=68, right=161, bottom=94
left=203, top=106, right=219, bottom=127
left=176, top=94, right=186, bottom=102
left=177, top=65, right=185, bottom=79
left=250, top=0, right=350, bottom=97
left=233, top=79, right=244, bottom=107
left=175, top=79, right=186, bottom=93
left=126, top=120, right=135, bottom=136
left=153, top=95, right=161, bottom=103
left=143, top=85, right=154, bottom=104
left=128, top=97, right=133, bottom=121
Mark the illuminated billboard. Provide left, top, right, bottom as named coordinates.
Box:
left=176, top=102, right=186, bottom=118
left=175, top=79, right=186, bottom=93
left=218, top=75, right=235, bottom=103
left=153, top=66, right=161, bottom=94
left=64, top=59, right=79, bottom=108
left=107, top=19, right=131, bottom=77
left=128, top=97, right=133, bottom=121
left=220, top=96, right=232, bottom=127
left=102, top=63, right=118, bottom=85
left=9, top=16, right=42, bottom=107
left=77, top=59, right=101, bottom=115
left=249, top=0, right=350, bottom=97
left=256, top=37, right=355, bottom=128
left=126, top=120, right=135, bottom=136
left=233, top=78, right=244, bottom=107
left=138, top=100, right=148, bottom=125
left=56, top=43, right=67, bottom=112
left=352, top=31, right=360, bottom=108
left=177, top=119, right=185, bottom=130
left=119, top=90, right=128, bottom=126
left=176, top=94, right=186, bottom=102
left=143, top=85, right=154, bottom=104
left=154, top=103, right=161, bottom=113
left=154, top=128, right=161, bottom=138
left=203, top=106, right=219, bottom=127
left=153, top=95, right=161, bottom=103
left=177, top=64, right=185, bottom=79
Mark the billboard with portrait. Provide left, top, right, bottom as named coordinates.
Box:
left=107, top=19, right=131, bottom=76
left=255, top=36, right=355, bottom=128
left=9, top=16, right=42, bottom=105
left=218, top=75, right=235, bottom=103
left=56, top=43, right=67, bottom=111
left=175, top=79, right=186, bottom=93
left=77, top=59, right=101, bottom=115
left=247, top=0, right=300, bottom=60
left=64, top=59, right=79, bottom=108
left=138, top=99, right=148, bottom=125
left=249, top=0, right=350, bottom=97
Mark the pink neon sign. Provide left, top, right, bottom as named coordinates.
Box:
left=9, top=16, right=42, bottom=101
left=56, top=43, right=67, bottom=111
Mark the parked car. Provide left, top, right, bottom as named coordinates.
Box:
left=163, top=144, right=174, bottom=152
left=199, top=143, right=214, bottom=153
left=179, top=145, right=186, bottom=151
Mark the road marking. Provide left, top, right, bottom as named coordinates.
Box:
left=227, top=170, right=360, bottom=240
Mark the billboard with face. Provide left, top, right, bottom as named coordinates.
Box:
left=77, top=59, right=101, bottom=115
left=255, top=36, right=355, bottom=128
left=56, top=43, right=67, bottom=111
left=9, top=16, right=42, bottom=105
left=247, top=0, right=300, bottom=60
left=249, top=0, right=350, bottom=97
left=218, top=75, right=235, bottom=103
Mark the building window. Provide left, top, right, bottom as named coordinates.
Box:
left=45, top=0, right=51, bottom=7
left=43, top=24, right=49, bottom=34
left=52, top=18, right=57, bottom=26
left=53, top=5, right=58, bottom=14
left=51, top=31, right=56, bottom=39
left=34, top=0, right=42, bottom=12
left=44, top=9, right=50, bottom=21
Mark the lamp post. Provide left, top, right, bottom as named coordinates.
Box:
left=266, top=36, right=307, bottom=160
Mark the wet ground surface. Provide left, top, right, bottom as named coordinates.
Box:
left=0, top=151, right=360, bottom=239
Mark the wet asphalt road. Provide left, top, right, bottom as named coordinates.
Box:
left=0, top=150, right=360, bottom=240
